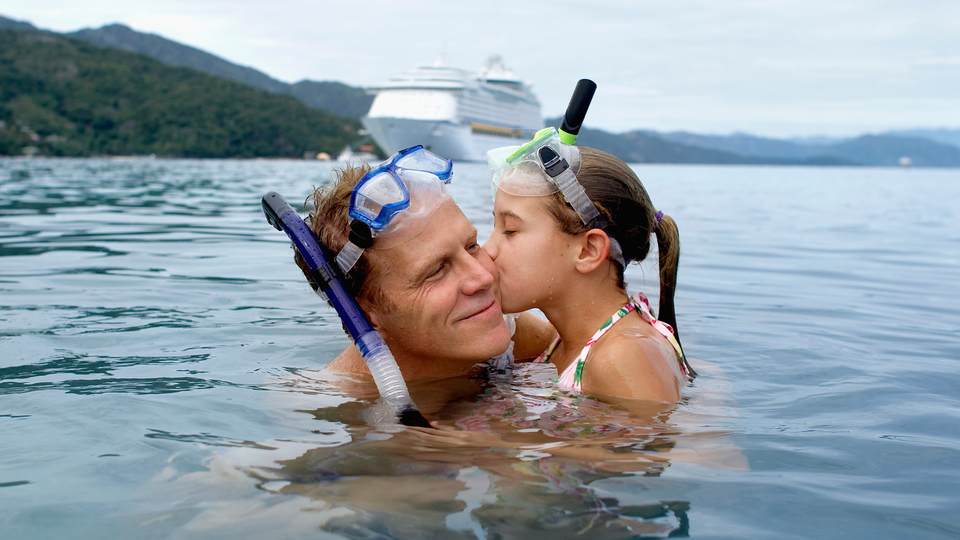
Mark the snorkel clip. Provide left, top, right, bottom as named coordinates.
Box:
left=538, top=146, right=569, bottom=177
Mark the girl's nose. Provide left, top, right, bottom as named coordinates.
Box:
left=481, top=237, right=499, bottom=260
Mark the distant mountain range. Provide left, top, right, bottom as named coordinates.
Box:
left=0, top=15, right=373, bottom=120
left=0, top=26, right=361, bottom=157
left=2, top=13, right=958, bottom=166
left=639, top=129, right=960, bottom=167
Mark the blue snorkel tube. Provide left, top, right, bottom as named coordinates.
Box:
left=262, top=192, right=432, bottom=428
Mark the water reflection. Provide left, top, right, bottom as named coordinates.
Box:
left=233, top=364, right=711, bottom=538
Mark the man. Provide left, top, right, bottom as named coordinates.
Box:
left=295, top=153, right=552, bottom=382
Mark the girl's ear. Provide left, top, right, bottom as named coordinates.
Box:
left=574, top=229, right=612, bottom=274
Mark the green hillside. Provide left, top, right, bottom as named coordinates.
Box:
left=65, top=24, right=374, bottom=120
left=0, top=28, right=361, bottom=158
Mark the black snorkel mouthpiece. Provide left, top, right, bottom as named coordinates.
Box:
left=348, top=220, right=374, bottom=249
left=558, top=79, right=597, bottom=145
left=262, top=192, right=431, bottom=429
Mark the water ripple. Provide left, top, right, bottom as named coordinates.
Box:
left=0, top=352, right=209, bottom=379
left=0, top=376, right=232, bottom=395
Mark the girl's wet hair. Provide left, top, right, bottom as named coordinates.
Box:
left=541, top=147, right=682, bottom=340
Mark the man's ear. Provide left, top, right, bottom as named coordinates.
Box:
left=359, top=297, right=382, bottom=331
left=574, top=229, right=612, bottom=274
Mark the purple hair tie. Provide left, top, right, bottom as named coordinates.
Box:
left=654, top=210, right=663, bottom=230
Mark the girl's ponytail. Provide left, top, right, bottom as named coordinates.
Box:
left=654, top=213, right=681, bottom=348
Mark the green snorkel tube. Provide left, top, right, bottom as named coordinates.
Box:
left=555, top=79, right=694, bottom=375
left=503, top=79, right=603, bottom=229
left=558, top=79, right=597, bottom=145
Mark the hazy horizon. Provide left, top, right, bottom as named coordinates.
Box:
left=6, top=1, right=959, bottom=140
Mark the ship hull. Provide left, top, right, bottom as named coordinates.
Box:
left=361, top=116, right=532, bottom=162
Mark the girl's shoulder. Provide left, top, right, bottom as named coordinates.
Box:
left=579, top=320, right=684, bottom=403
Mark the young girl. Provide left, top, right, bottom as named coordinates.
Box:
left=483, top=128, right=695, bottom=405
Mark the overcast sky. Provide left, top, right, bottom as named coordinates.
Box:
left=6, top=0, right=959, bottom=138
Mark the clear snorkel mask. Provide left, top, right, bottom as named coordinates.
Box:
left=487, top=127, right=626, bottom=267
left=336, top=145, right=454, bottom=274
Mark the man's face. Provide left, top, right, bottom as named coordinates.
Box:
left=364, top=201, right=511, bottom=378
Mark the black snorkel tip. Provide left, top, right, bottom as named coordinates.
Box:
left=558, top=79, right=597, bottom=145
left=262, top=191, right=287, bottom=231
left=399, top=408, right=433, bottom=428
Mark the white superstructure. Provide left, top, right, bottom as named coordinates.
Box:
left=361, top=56, right=543, bottom=162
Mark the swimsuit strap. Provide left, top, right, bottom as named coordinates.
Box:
left=533, top=335, right=561, bottom=364
left=535, top=292, right=690, bottom=393
left=628, top=293, right=691, bottom=378
left=537, top=295, right=637, bottom=392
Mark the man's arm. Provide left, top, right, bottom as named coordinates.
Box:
left=510, top=311, right=557, bottom=361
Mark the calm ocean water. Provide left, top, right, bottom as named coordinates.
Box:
left=1, top=157, right=959, bottom=539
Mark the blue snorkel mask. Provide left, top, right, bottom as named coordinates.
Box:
left=336, top=145, right=453, bottom=274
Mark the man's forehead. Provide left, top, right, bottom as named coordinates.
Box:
left=376, top=202, right=473, bottom=272
left=413, top=203, right=473, bottom=252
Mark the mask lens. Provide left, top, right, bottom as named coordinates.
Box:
left=351, top=171, right=410, bottom=229
left=395, top=148, right=453, bottom=181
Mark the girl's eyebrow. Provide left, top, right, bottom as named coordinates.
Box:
left=497, top=210, right=524, bottom=222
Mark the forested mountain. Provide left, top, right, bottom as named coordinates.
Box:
left=67, top=23, right=373, bottom=119
left=0, top=28, right=361, bottom=157
left=69, top=23, right=290, bottom=94
left=0, top=14, right=33, bottom=31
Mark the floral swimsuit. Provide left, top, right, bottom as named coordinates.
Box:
left=534, top=292, right=691, bottom=393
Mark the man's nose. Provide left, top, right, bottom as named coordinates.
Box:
left=460, top=250, right=495, bottom=296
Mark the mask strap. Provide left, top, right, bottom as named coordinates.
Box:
left=609, top=238, right=627, bottom=269
left=335, top=221, right=373, bottom=274
left=537, top=146, right=603, bottom=228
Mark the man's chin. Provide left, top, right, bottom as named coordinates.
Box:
left=451, top=319, right=511, bottom=361
left=479, top=319, right=513, bottom=359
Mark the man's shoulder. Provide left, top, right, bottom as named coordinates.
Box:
left=326, top=345, right=372, bottom=376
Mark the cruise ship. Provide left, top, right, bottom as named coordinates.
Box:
left=361, top=56, right=543, bottom=162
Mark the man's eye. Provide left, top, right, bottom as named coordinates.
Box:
left=426, top=264, right=445, bottom=279
left=466, top=242, right=480, bottom=253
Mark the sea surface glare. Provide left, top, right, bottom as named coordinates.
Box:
left=1, top=157, right=959, bottom=539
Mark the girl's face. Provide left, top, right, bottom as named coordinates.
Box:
left=482, top=190, right=576, bottom=313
